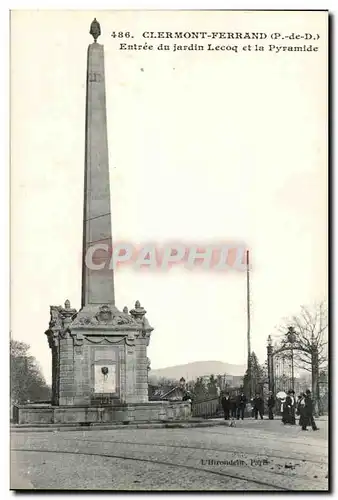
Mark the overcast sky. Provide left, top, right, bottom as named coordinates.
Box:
left=11, top=10, right=327, bottom=384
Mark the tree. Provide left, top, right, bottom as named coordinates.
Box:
left=279, top=301, right=328, bottom=373
left=278, top=301, right=328, bottom=415
left=193, top=377, right=208, bottom=401
left=216, top=374, right=227, bottom=392
left=243, top=352, right=265, bottom=397
left=207, top=374, right=218, bottom=398
left=148, top=376, right=178, bottom=389
left=10, top=340, right=51, bottom=404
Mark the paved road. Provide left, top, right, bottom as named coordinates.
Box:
left=10, top=418, right=329, bottom=491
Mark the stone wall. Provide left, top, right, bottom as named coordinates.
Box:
left=54, top=330, right=151, bottom=406
left=12, top=401, right=191, bottom=425
left=58, top=336, right=75, bottom=405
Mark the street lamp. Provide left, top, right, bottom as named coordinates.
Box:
left=287, top=326, right=297, bottom=391
left=266, top=335, right=274, bottom=393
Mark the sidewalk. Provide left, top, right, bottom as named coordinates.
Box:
left=11, top=415, right=328, bottom=433
left=11, top=418, right=228, bottom=433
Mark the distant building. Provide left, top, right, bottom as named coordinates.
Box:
left=148, top=384, right=186, bottom=401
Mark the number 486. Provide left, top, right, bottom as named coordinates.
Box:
left=111, top=32, right=132, bottom=38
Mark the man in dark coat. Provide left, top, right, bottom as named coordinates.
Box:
left=302, top=389, right=319, bottom=431
left=221, top=392, right=232, bottom=420
left=253, top=394, right=264, bottom=419
left=267, top=392, right=275, bottom=420
left=283, top=390, right=295, bottom=425
left=230, top=394, right=237, bottom=419
left=236, top=391, right=247, bottom=420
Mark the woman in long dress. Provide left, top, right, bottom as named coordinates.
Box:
left=281, top=398, right=288, bottom=424
left=282, top=395, right=293, bottom=424
left=297, top=393, right=306, bottom=427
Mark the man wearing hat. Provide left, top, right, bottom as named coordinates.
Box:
left=302, top=389, right=319, bottom=431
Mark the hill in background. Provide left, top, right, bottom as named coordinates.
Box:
left=149, top=360, right=246, bottom=382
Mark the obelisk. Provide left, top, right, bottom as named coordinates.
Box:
left=81, top=18, right=115, bottom=307
left=14, top=19, right=191, bottom=425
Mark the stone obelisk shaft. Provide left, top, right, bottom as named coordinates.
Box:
left=81, top=42, right=115, bottom=307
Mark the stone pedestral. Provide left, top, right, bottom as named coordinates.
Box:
left=45, top=300, right=153, bottom=408
left=13, top=298, right=192, bottom=425
left=13, top=401, right=191, bottom=426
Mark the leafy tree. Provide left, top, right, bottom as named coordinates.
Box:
left=216, top=374, right=227, bottom=392
left=148, top=376, right=178, bottom=388
left=193, top=377, right=208, bottom=401
left=243, top=352, right=265, bottom=397
left=10, top=340, right=51, bottom=404
left=207, top=374, right=218, bottom=398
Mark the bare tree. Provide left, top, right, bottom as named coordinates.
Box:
left=279, top=301, right=328, bottom=372
left=277, top=301, right=328, bottom=414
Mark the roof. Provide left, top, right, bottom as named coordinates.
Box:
left=148, top=384, right=185, bottom=401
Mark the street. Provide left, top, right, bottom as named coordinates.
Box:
left=11, top=418, right=329, bottom=491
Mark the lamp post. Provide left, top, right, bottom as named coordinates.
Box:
left=267, top=335, right=274, bottom=393
left=287, top=326, right=297, bottom=391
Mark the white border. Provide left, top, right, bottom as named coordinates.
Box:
left=3, top=2, right=335, bottom=499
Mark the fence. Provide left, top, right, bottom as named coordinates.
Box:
left=191, top=397, right=222, bottom=418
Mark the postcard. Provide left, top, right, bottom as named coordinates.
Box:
left=10, top=10, right=328, bottom=491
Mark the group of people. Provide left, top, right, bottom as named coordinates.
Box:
left=221, top=388, right=318, bottom=431
left=221, top=391, right=275, bottom=421
left=220, top=391, right=247, bottom=420
left=281, top=389, right=319, bottom=431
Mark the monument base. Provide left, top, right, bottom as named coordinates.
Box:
left=13, top=401, right=191, bottom=426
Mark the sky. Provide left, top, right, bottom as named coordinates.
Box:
left=11, top=10, right=328, bottom=384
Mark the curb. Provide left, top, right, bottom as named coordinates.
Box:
left=11, top=420, right=228, bottom=433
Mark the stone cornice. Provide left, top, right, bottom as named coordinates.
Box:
left=45, top=300, right=153, bottom=348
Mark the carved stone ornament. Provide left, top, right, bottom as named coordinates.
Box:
left=45, top=330, right=59, bottom=348
left=72, top=304, right=138, bottom=328
left=130, top=300, right=146, bottom=323
left=70, top=331, right=84, bottom=346
left=49, top=306, right=63, bottom=330
left=85, top=336, right=125, bottom=345
left=46, top=301, right=78, bottom=346
left=125, top=331, right=136, bottom=347
left=129, top=301, right=154, bottom=336
left=96, top=304, right=113, bottom=323
left=90, top=18, right=101, bottom=42
left=72, top=315, right=99, bottom=327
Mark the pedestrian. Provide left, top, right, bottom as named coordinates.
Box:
left=250, top=398, right=255, bottom=418
left=281, top=398, right=287, bottom=423
left=302, top=389, right=319, bottom=431
left=236, top=390, right=247, bottom=420
left=282, top=391, right=292, bottom=425
left=253, top=393, right=264, bottom=420
left=221, top=392, right=231, bottom=420
left=267, top=391, right=275, bottom=420
left=289, top=389, right=296, bottom=425
left=230, top=393, right=237, bottom=419
left=297, top=393, right=306, bottom=427
left=282, top=389, right=296, bottom=424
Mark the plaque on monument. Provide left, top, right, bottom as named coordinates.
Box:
left=94, top=365, right=116, bottom=394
